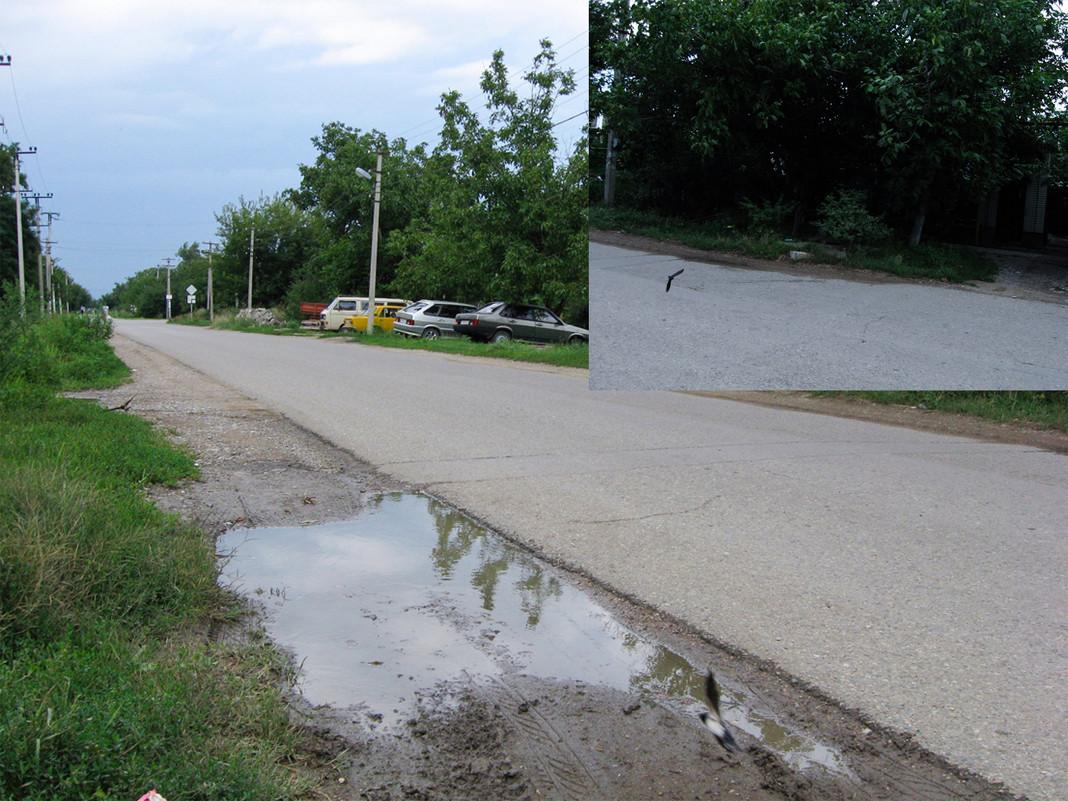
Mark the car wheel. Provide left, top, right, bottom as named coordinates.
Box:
left=567, top=334, right=586, bottom=344
left=339, top=324, right=352, bottom=333
left=491, top=329, right=512, bottom=343
left=422, top=327, right=440, bottom=340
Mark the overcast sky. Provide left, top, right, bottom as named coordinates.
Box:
left=2, top=1, right=589, bottom=299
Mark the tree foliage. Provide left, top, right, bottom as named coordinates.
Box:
left=390, top=41, right=588, bottom=321
left=288, top=127, right=429, bottom=315
left=1, top=144, right=42, bottom=292
left=592, top=0, right=1068, bottom=245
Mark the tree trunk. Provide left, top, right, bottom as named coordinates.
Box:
left=908, top=193, right=929, bottom=247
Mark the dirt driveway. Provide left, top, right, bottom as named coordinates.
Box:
left=80, top=334, right=1049, bottom=801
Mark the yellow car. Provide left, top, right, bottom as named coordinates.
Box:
left=340, top=304, right=407, bottom=333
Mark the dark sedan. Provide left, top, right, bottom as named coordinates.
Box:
left=453, top=302, right=589, bottom=344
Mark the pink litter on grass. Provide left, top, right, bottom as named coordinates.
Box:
left=136, top=792, right=167, bottom=801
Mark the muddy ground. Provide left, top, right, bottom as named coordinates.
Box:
left=78, top=334, right=1055, bottom=801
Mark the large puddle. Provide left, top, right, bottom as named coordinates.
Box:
left=219, top=491, right=849, bottom=776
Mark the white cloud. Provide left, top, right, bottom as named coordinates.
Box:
left=15, top=0, right=586, bottom=82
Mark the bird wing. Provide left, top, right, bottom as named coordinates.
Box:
left=706, top=672, right=722, bottom=716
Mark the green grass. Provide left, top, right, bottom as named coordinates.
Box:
left=37, top=314, right=133, bottom=390
left=590, top=205, right=793, bottom=262
left=590, top=205, right=997, bottom=283
left=814, top=391, right=1068, bottom=433
left=329, top=328, right=590, bottom=369
left=0, top=307, right=310, bottom=800
left=0, top=631, right=300, bottom=801
left=174, top=311, right=591, bottom=369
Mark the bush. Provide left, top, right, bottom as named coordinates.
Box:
left=37, top=313, right=130, bottom=390
left=814, top=189, right=891, bottom=246
left=740, top=196, right=795, bottom=235
left=0, top=287, right=57, bottom=404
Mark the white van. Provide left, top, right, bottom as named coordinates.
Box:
left=318, top=296, right=409, bottom=331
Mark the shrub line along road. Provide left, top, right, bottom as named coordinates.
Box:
left=115, top=319, right=1067, bottom=801
left=589, top=240, right=1068, bottom=390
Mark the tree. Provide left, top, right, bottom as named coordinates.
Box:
left=0, top=143, right=42, bottom=292
left=100, top=267, right=169, bottom=318
left=290, top=126, right=429, bottom=310
left=212, top=194, right=320, bottom=312
left=864, top=0, right=1068, bottom=244
left=390, top=41, right=588, bottom=322
left=591, top=0, right=1068, bottom=244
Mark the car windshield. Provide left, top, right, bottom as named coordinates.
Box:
left=475, top=303, right=503, bottom=313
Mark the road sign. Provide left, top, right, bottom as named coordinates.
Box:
left=186, top=284, right=197, bottom=295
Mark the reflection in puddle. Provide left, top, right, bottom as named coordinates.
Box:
left=219, top=492, right=849, bottom=776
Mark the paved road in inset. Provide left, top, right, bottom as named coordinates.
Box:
left=116, top=319, right=1068, bottom=801
left=590, top=241, right=1068, bottom=390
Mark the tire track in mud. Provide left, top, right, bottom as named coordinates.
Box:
left=475, top=674, right=604, bottom=801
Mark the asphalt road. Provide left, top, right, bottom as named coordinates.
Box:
left=589, top=241, right=1068, bottom=390
left=115, top=319, right=1067, bottom=801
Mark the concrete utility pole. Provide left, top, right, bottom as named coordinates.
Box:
left=203, top=241, right=218, bottom=322
left=602, top=0, right=627, bottom=208
left=26, top=192, right=54, bottom=313
left=603, top=132, right=618, bottom=207
left=12, top=147, right=37, bottom=313
left=355, top=153, right=383, bottom=334
left=247, top=224, right=255, bottom=312
left=43, top=212, right=59, bottom=313
left=162, top=257, right=174, bottom=320
left=367, top=153, right=382, bottom=335
left=1, top=54, right=10, bottom=291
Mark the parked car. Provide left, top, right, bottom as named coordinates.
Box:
left=452, top=302, right=589, bottom=344
left=394, top=300, right=478, bottom=339
left=340, top=304, right=407, bottom=333
left=318, top=295, right=409, bottom=331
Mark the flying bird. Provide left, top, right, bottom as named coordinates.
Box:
left=666, top=268, right=684, bottom=291
left=699, top=672, right=738, bottom=752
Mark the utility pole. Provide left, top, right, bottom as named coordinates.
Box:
left=367, top=153, right=382, bottom=335
left=12, top=147, right=36, bottom=313
left=247, top=224, right=255, bottom=312
left=603, top=132, right=618, bottom=207
left=355, top=154, right=383, bottom=334
left=1, top=55, right=9, bottom=289
left=43, top=212, right=59, bottom=313
left=25, top=192, right=54, bottom=313
left=162, top=257, right=174, bottom=320
left=602, top=0, right=627, bottom=208
left=203, top=241, right=218, bottom=323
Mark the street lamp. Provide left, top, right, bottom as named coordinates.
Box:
left=355, top=152, right=382, bottom=335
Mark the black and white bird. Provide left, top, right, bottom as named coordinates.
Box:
left=666, top=268, right=684, bottom=291
left=699, top=672, right=738, bottom=752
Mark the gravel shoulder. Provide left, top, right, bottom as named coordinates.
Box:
left=77, top=332, right=1043, bottom=801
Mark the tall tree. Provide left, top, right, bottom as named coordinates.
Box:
left=290, top=126, right=428, bottom=307
left=391, top=41, right=588, bottom=321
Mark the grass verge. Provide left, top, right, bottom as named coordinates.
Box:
left=172, top=312, right=591, bottom=369
left=329, top=328, right=590, bottom=369
left=814, top=391, right=1068, bottom=433
left=1, top=301, right=307, bottom=800
left=591, top=205, right=997, bottom=283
